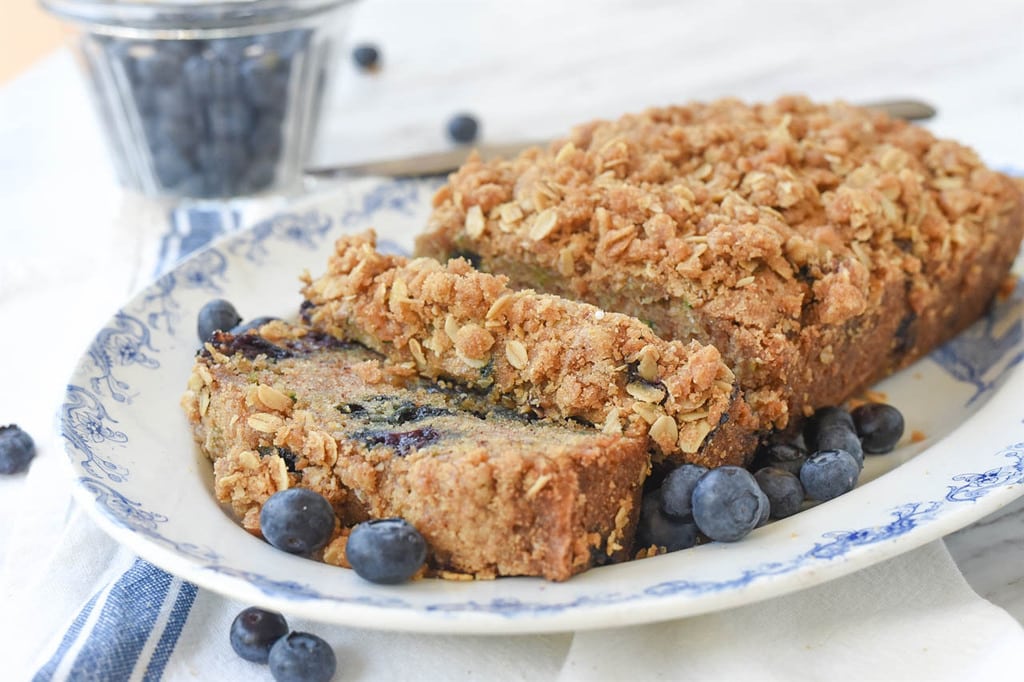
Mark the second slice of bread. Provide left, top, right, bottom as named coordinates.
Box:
left=301, top=232, right=758, bottom=467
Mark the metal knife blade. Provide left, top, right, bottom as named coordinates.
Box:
left=304, top=98, right=936, bottom=180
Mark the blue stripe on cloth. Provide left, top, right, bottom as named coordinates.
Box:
left=141, top=581, right=199, bottom=682
left=64, top=559, right=175, bottom=681
left=157, top=205, right=239, bottom=275
left=33, top=590, right=102, bottom=681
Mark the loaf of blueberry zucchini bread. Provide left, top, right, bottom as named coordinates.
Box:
left=415, top=96, right=1024, bottom=430
left=181, top=321, right=650, bottom=581
left=300, top=232, right=758, bottom=467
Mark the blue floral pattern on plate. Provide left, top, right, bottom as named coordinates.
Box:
left=58, top=176, right=1024, bottom=630
left=931, top=279, right=1024, bottom=405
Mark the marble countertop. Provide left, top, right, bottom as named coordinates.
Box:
left=1, top=0, right=1023, bottom=642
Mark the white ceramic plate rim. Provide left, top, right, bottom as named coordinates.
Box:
left=59, top=177, right=1024, bottom=633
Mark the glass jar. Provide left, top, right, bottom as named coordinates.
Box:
left=42, top=0, right=358, bottom=198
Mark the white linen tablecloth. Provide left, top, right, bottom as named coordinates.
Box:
left=2, top=0, right=1024, bottom=679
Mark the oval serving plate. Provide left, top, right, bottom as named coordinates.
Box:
left=59, top=177, right=1024, bottom=634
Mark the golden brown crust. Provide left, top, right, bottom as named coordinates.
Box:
left=181, top=321, right=649, bottom=581
left=301, top=232, right=758, bottom=466
left=415, top=96, right=1024, bottom=428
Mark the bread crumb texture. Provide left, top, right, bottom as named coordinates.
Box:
left=417, top=96, right=1024, bottom=429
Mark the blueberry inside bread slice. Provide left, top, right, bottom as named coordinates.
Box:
left=182, top=320, right=649, bottom=580
left=300, top=231, right=759, bottom=468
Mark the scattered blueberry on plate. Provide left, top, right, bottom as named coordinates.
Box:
left=814, top=423, right=864, bottom=469
left=803, top=406, right=855, bottom=447
left=691, top=466, right=769, bottom=542
left=754, top=467, right=804, bottom=519
left=230, top=316, right=281, bottom=336
left=852, top=402, right=905, bottom=453
left=0, top=424, right=36, bottom=475
left=660, top=463, right=708, bottom=519
left=752, top=441, right=807, bottom=477
left=636, top=488, right=698, bottom=552
left=198, top=299, right=243, bottom=343
left=259, top=488, right=336, bottom=555
left=800, top=449, right=860, bottom=501
left=346, top=518, right=427, bottom=584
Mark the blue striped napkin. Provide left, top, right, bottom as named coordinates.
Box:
left=34, top=560, right=197, bottom=681
left=29, top=204, right=237, bottom=682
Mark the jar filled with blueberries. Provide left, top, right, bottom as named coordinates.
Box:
left=41, top=0, right=358, bottom=199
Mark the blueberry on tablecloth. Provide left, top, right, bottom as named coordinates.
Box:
left=230, top=607, right=289, bottom=663
left=0, top=424, right=35, bottom=475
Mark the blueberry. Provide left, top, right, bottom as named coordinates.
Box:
left=198, top=299, right=242, bottom=342
left=352, top=44, right=381, bottom=71
left=852, top=403, right=905, bottom=453
left=229, top=607, right=289, bottom=663
left=446, top=113, right=479, bottom=144
left=153, top=84, right=195, bottom=120
left=248, top=113, right=285, bottom=159
left=635, top=488, right=698, bottom=552
left=754, top=467, right=804, bottom=519
left=357, top=427, right=442, bottom=456
left=153, top=145, right=194, bottom=189
left=660, top=463, right=708, bottom=518
left=230, top=316, right=280, bottom=336
left=182, top=54, right=214, bottom=97
left=803, top=406, right=855, bottom=447
left=691, top=466, right=769, bottom=542
left=152, top=114, right=200, bottom=153
left=755, top=492, right=771, bottom=527
left=814, top=424, right=863, bottom=469
left=346, top=518, right=427, bottom=584
left=259, top=488, right=336, bottom=555
left=183, top=53, right=239, bottom=102
left=241, top=57, right=290, bottom=110
left=800, top=449, right=860, bottom=501
left=0, top=425, right=36, bottom=475
left=130, top=82, right=160, bottom=116
left=268, top=632, right=336, bottom=682
left=752, top=441, right=807, bottom=477
left=208, top=99, right=254, bottom=141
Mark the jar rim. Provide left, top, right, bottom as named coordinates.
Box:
left=41, top=0, right=357, bottom=32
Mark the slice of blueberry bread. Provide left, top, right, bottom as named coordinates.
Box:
left=300, top=232, right=758, bottom=468
left=181, top=320, right=649, bottom=581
